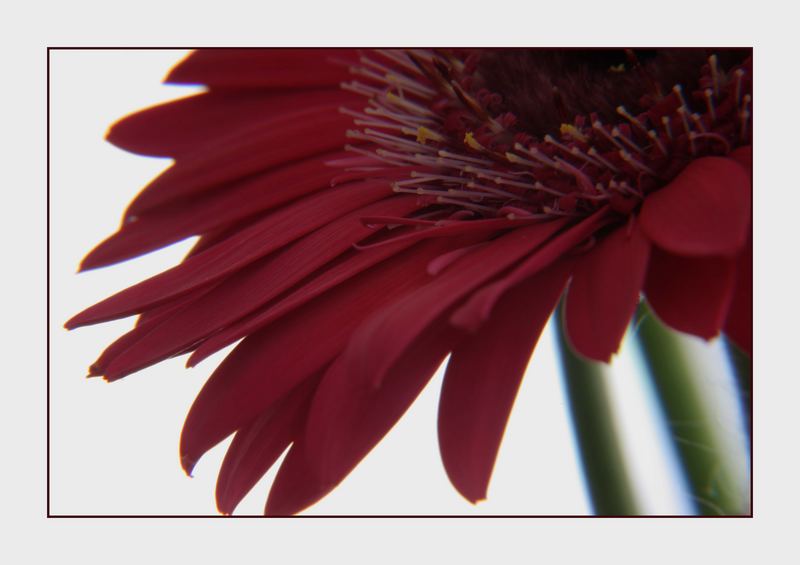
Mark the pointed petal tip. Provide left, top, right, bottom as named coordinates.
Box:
left=181, top=454, right=197, bottom=478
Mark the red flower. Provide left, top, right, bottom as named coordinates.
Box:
left=67, top=48, right=752, bottom=515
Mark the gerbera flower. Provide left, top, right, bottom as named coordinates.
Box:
left=67, top=48, right=752, bottom=515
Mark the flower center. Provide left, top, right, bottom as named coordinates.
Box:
left=340, top=49, right=751, bottom=223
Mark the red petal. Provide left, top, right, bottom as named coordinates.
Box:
left=178, top=239, right=462, bottom=473
left=214, top=377, right=317, bottom=515
left=188, top=238, right=415, bottom=366
left=84, top=150, right=351, bottom=265
left=644, top=247, right=736, bottom=339
left=639, top=157, right=750, bottom=256
left=725, top=232, right=752, bottom=355
left=68, top=181, right=389, bottom=327
left=564, top=221, right=651, bottom=362
left=450, top=207, right=611, bottom=332
left=438, top=262, right=570, bottom=503
left=99, top=197, right=420, bottom=380
left=330, top=221, right=568, bottom=394
left=107, top=89, right=354, bottom=158
left=728, top=145, right=752, bottom=173
left=270, top=321, right=460, bottom=514
left=125, top=104, right=353, bottom=217
left=166, top=49, right=357, bottom=89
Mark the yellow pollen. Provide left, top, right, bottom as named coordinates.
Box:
left=464, top=132, right=485, bottom=151
left=416, top=126, right=443, bottom=145
left=609, top=63, right=626, bottom=73
left=560, top=124, right=588, bottom=143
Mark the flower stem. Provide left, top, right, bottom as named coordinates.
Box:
left=634, top=303, right=750, bottom=515
left=554, top=305, right=639, bottom=515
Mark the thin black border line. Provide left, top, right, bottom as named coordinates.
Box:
left=47, top=46, right=754, bottom=519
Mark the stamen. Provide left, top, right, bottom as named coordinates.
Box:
left=704, top=89, right=717, bottom=122
left=691, top=113, right=708, bottom=133
left=661, top=116, right=673, bottom=140
left=554, top=157, right=596, bottom=192
left=385, top=91, right=436, bottom=117
left=739, top=95, right=751, bottom=143
left=570, top=145, right=604, bottom=168
left=463, top=131, right=488, bottom=152
left=505, top=151, right=544, bottom=169
left=375, top=49, right=423, bottom=76
left=734, top=69, right=746, bottom=108
left=677, top=106, right=693, bottom=137
left=435, top=196, right=497, bottom=214
left=544, top=134, right=577, bottom=156
left=611, top=126, right=646, bottom=155
left=587, top=147, right=620, bottom=173
left=619, top=149, right=656, bottom=176
left=514, top=142, right=559, bottom=169
left=647, top=130, right=668, bottom=156
left=673, top=84, right=691, bottom=113
left=708, top=54, right=720, bottom=98
left=592, top=120, right=626, bottom=151
left=616, top=105, right=650, bottom=136
left=438, top=149, right=493, bottom=166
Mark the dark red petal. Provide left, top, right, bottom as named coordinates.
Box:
left=107, top=89, right=354, bottom=158
left=724, top=232, right=752, bottom=355
left=271, top=321, right=460, bottom=514
left=188, top=238, right=416, bottom=366
left=84, top=150, right=351, bottom=263
left=329, top=221, right=568, bottom=395
left=166, top=49, right=357, bottom=89
left=125, top=104, right=353, bottom=217
left=262, top=442, right=328, bottom=516
left=644, top=247, right=736, bottom=339
left=68, top=181, right=388, bottom=327
left=99, top=197, right=420, bottom=380
left=728, top=145, right=752, bottom=173
left=179, top=240, right=461, bottom=474
left=639, top=157, right=750, bottom=257
left=215, top=377, right=317, bottom=515
left=450, top=207, right=611, bottom=332
left=438, top=262, right=570, bottom=503
left=564, top=221, right=651, bottom=362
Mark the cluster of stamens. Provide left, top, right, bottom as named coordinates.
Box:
left=338, top=49, right=752, bottom=223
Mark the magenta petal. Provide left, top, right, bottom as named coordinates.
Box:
left=215, top=377, right=317, bottom=515
left=439, top=262, right=570, bottom=503
left=565, top=221, right=650, bottom=362
left=639, top=157, right=750, bottom=257
left=725, top=232, right=752, bottom=356
left=644, top=247, right=736, bottom=339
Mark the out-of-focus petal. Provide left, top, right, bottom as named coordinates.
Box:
left=644, top=246, right=736, bottom=339
left=125, top=104, right=353, bottom=216
left=639, top=157, right=750, bottom=257
left=166, top=49, right=357, bottom=89
left=564, top=221, right=650, bottom=362
left=438, top=261, right=570, bottom=503
left=107, top=89, right=354, bottom=158
left=725, top=232, right=752, bottom=355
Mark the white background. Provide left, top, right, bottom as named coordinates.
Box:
left=5, top=0, right=798, bottom=563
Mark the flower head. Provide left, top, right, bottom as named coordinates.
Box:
left=67, top=48, right=752, bottom=514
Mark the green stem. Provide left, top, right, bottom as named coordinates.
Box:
left=554, top=305, right=639, bottom=515
left=634, top=303, right=750, bottom=515
left=725, top=338, right=752, bottom=438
